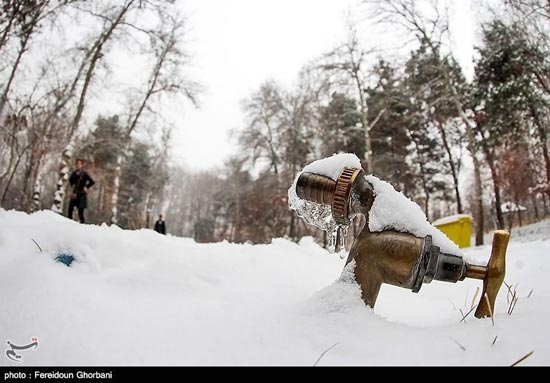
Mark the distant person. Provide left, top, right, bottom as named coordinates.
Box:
left=68, top=158, right=95, bottom=224
left=154, top=214, right=166, bottom=235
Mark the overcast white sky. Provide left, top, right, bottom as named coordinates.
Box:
left=172, top=0, right=476, bottom=170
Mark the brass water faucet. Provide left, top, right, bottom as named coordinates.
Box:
left=295, top=167, right=509, bottom=318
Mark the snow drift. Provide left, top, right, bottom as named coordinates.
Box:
left=0, top=209, right=548, bottom=365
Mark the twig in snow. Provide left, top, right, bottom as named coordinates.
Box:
left=510, top=350, right=534, bottom=367
left=31, top=238, right=42, bottom=252
left=527, top=289, right=534, bottom=299
left=450, top=338, right=466, bottom=351
left=491, top=336, right=498, bottom=347
left=313, top=342, right=340, bottom=366
left=471, top=286, right=480, bottom=311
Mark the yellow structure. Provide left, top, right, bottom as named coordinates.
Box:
left=432, top=214, right=473, bottom=248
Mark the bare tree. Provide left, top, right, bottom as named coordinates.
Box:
left=318, top=27, right=382, bottom=172
left=239, top=81, right=285, bottom=175
left=0, top=0, right=74, bottom=116
left=505, top=0, right=550, bottom=21
left=110, top=10, right=199, bottom=224
left=0, top=112, right=32, bottom=205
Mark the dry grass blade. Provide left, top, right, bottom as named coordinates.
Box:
left=504, top=281, right=513, bottom=304
left=484, top=293, right=494, bottom=326
left=527, top=289, right=534, bottom=299
left=313, top=342, right=340, bottom=366
left=508, top=296, right=519, bottom=316
left=450, top=338, right=466, bottom=351
left=510, top=350, right=534, bottom=367
left=491, top=336, right=498, bottom=347
left=471, top=286, right=480, bottom=310
left=449, top=298, right=458, bottom=312
left=507, top=284, right=519, bottom=316
left=459, top=305, right=477, bottom=323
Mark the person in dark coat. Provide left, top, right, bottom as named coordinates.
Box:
left=154, top=214, right=166, bottom=235
left=68, top=159, right=95, bottom=223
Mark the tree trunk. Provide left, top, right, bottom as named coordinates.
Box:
left=289, top=213, right=296, bottom=240
left=411, top=141, right=431, bottom=220
left=110, top=156, right=122, bottom=224
left=0, top=12, right=15, bottom=51
left=446, top=85, right=483, bottom=244
left=473, top=160, right=484, bottom=245
left=532, top=194, right=539, bottom=221
left=531, top=105, right=550, bottom=198
left=436, top=120, right=463, bottom=214
left=22, top=135, right=43, bottom=210
left=0, top=144, right=30, bottom=205
left=354, top=72, right=373, bottom=173
left=31, top=174, right=42, bottom=212
left=234, top=188, right=241, bottom=242
left=424, top=38, right=484, bottom=244
left=51, top=142, right=74, bottom=213
left=477, top=125, right=505, bottom=230
left=143, top=192, right=151, bottom=229
left=489, top=161, right=505, bottom=230
left=424, top=191, right=430, bottom=222
left=25, top=149, right=43, bottom=212
left=517, top=204, right=523, bottom=227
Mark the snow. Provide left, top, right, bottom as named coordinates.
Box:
left=511, top=220, right=550, bottom=242
left=432, top=214, right=473, bottom=227
left=366, top=175, right=460, bottom=255
left=300, top=153, right=362, bottom=181
left=501, top=202, right=527, bottom=213
left=1, top=210, right=549, bottom=366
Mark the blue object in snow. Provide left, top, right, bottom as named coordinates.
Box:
left=55, top=252, right=75, bottom=267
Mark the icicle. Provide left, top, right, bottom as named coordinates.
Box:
left=337, top=225, right=348, bottom=259
left=288, top=172, right=352, bottom=256
left=325, top=225, right=350, bottom=256
left=328, top=227, right=338, bottom=254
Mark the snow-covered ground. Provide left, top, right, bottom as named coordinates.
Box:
left=0, top=209, right=548, bottom=366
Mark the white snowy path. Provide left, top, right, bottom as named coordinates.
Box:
left=0, top=210, right=548, bottom=365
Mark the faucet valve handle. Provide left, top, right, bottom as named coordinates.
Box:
left=332, top=168, right=362, bottom=225
left=474, top=230, right=510, bottom=318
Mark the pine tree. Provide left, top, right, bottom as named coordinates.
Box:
left=474, top=20, right=550, bottom=228
left=404, top=41, right=466, bottom=214
left=318, top=92, right=363, bottom=159
left=367, top=60, right=412, bottom=192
